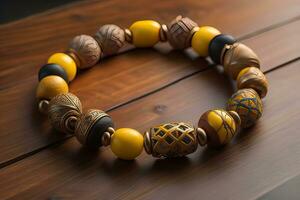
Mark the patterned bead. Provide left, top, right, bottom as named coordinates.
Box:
left=237, top=67, right=268, bottom=98
left=68, top=35, right=101, bottom=69
left=222, top=43, right=260, bottom=80
left=94, top=24, right=126, bottom=56
left=227, top=88, right=263, bottom=128
left=48, top=93, right=82, bottom=134
left=36, top=75, right=69, bottom=100
left=167, top=15, right=198, bottom=49
left=198, top=109, right=237, bottom=147
left=144, top=122, right=198, bottom=158
left=48, top=53, right=77, bottom=81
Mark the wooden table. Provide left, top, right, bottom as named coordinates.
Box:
left=0, top=0, right=300, bottom=199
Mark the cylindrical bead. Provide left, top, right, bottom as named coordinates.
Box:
left=129, top=20, right=161, bottom=47
left=36, top=75, right=69, bottom=100
left=237, top=67, right=268, bottom=98
left=144, top=122, right=198, bottom=158
left=48, top=53, right=77, bottom=81
left=198, top=109, right=237, bottom=147
left=38, top=63, right=68, bottom=83
left=209, top=34, right=236, bottom=64
left=227, top=88, right=263, bottom=128
left=191, top=26, right=221, bottom=57
left=222, top=43, right=260, bottom=79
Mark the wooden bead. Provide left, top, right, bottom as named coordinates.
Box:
left=74, top=109, right=114, bottom=148
left=38, top=63, right=68, bottom=83
left=167, top=15, right=198, bottom=49
left=222, top=43, right=260, bottom=79
left=48, top=93, right=82, bottom=134
left=192, top=26, right=221, bottom=57
left=110, top=128, right=144, bottom=160
left=48, top=53, right=77, bottom=81
left=129, top=20, right=161, bottom=47
left=227, top=88, right=263, bottom=128
left=237, top=67, right=268, bottom=98
left=68, top=35, right=101, bottom=69
left=198, top=109, right=237, bottom=147
left=144, top=122, right=198, bottom=158
left=209, top=34, right=236, bottom=64
left=94, top=24, right=125, bottom=56
left=36, top=75, right=69, bottom=100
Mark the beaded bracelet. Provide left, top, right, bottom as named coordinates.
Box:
left=36, top=16, right=268, bottom=160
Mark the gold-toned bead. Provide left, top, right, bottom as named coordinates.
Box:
left=146, top=122, right=198, bottom=158
left=101, top=127, right=115, bottom=146
left=38, top=99, right=49, bottom=114
left=228, top=110, right=241, bottom=128
left=124, top=28, right=133, bottom=43
left=222, top=43, right=260, bottom=80
left=159, top=24, right=168, bottom=42
left=237, top=67, right=268, bottom=98
left=48, top=93, right=82, bottom=134
left=196, top=127, right=207, bottom=146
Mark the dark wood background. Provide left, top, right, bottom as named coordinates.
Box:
left=0, top=0, right=300, bottom=199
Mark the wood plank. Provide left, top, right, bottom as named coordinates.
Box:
left=0, top=56, right=299, bottom=200
left=1, top=0, right=300, bottom=166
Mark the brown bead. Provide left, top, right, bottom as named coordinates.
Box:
left=222, top=43, right=260, bottom=80
left=144, top=122, right=198, bottom=158
left=159, top=24, right=168, bottom=42
left=237, top=67, right=268, bottom=98
left=94, top=24, right=125, bottom=56
left=68, top=35, right=101, bottom=69
left=48, top=93, right=82, bottom=134
left=167, top=15, right=198, bottom=49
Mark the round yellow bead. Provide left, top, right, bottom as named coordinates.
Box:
left=191, top=26, right=221, bottom=57
left=36, top=75, right=69, bottom=100
left=110, top=128, right=144, bottom=160
left=129, top=20, right=161, bottom=47
left=48, top=53, right=77, bottom=81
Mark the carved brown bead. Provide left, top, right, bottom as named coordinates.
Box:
left=221, top=43, right=260, bottom=80
left=48, top=93, right=82, bottom=134
left=94, top=24, right=125, bottom=56
left=237, top=67, right=269, bottom=98
left=69, top=35, right=101, bottom=69
left=167, top=15, right=198, bottom=49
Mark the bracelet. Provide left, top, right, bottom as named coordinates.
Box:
left=36, top=16, right=268, bottom=160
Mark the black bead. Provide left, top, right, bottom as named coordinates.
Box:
left=209, top=34, right=236, bottom=64
left=86, top=116, right=114, bottom=148
left=38, top=64, right=68, bottom=82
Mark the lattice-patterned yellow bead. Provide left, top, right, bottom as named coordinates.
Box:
left=144, top=122, right=198, bottom=158
left=198, top=109, right=237, bottom=147
left=227, top=88, right=263, bottom=128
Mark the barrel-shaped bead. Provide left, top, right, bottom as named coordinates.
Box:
left=191, top=26, right=221, bottom=57
left=227, top=88, right=263, bottom=128
left=110, top=128, right=144, bottom=160
left=48, top=53, right=77, bottom=81
left=209, top=34, right=236, bottom=64
left=36, top=75, right=69, bottom=100
left=129, top=20, right=161, bottom=47
left=198, top=109, right=237, bottom=147
left=38, top=63, right=68, bottom=83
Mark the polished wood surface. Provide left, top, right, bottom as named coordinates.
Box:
left=0, top=0, right=299, bottom=199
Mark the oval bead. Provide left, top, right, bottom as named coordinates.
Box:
left=110, top=128, right=144, bottom=160
left=36, top=75, right=69, bottom=100
left=237, top=67, right=268, bottom=98
left=48, top=53, right=77, bottom=81
left=129, top=20, right=161, bottom=47
left=227, top=88, right=263, bottom=128
left=38, top=63, right=68, bottom=83
left=198, top=109, right=237, bottom=147
left=209, top=34, right=236, bottom=64
left=144, top=122, right=198, bottom=158
left=191, top=26, right=221, bottom=57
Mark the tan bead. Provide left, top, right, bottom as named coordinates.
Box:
left=38, top=99, right=50, bottom=114
left=68, top=35, right=101, bottom=69
left=222, top=43, right=260, bottom=80
left=167, top=15, right=198, bottom=49
left=94, top=24, right=126, bottom=56
left=48, top=93, right=82, bottom=134
left=159, top=24, right=168, bottom=42
left=237, top=67, right=268, bottom=98
left=144, top=122, right=198, bottom=158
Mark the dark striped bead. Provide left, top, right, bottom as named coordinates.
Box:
left=38, top=63, right=68, bottom=83
left=209, top=34, right=236, bottom=64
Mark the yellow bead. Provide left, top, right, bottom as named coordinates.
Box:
left=191, top=26, right=221, bottom=57
left=36, top=75, right=69, bottom=100
left=48, top=53, right=77, bottom=81
left=110, top=128, right=144, bottom=160
left=129, top=20, right=161, bottom=47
